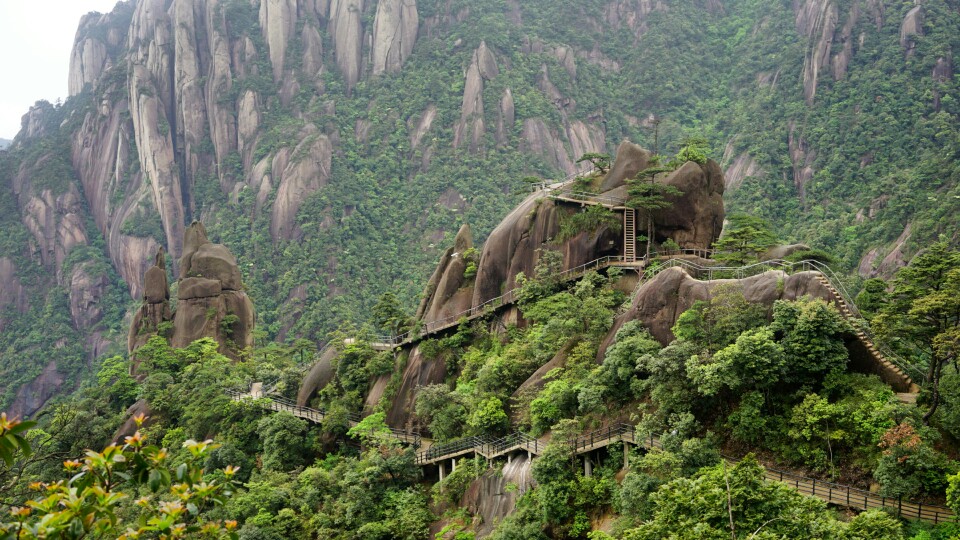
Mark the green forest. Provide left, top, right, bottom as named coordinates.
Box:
left=1, top=0, right=960, bottom=536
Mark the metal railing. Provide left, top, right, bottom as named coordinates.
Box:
left=640, top=258, right=925, bottom=383
left=228, top=389, right=422, bottom=447
left=375, top=254, right=633, bottom=346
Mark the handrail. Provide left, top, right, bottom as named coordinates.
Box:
left=640, top=258, right=925, bottom=383
left=228, top=389, right=421, bottom=447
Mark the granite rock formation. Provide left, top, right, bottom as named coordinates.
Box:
left=128, top=223, right=254, bottom=365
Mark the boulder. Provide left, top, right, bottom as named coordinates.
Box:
left=600, top=140, right=652, bottom=191
left=187, top=244, right=243, bottom=290
left=652, top=160, right=725, bottom=250
left=178, top=277, right=222, bottom=300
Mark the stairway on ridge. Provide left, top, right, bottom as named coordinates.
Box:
left=813, top=275, right=920, bottom=401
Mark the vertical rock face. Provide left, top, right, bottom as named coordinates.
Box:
left=794, top=0, right=838, bottom=104
left=69, top=262, right=110, bottom=331
left=792, top=0, right=866, bottom=103
left=788, top=122, right=816, bottom=202
left=519, top=118, right=604, bottom=176
left=270, top=131, right=333, bottom=241
left=329, top=0, right=365, bottom=91
left=415, top=224, right=474, bottom=324
left=454, top=41, right=498, bottom=152
left=259, top=0, right=298, bottom=81
left=900, top=5, right=924, bottom=55
left=371, top=0, right=418, bottom=76
left=495, top=88, right=515, bottom=146
left=0, top=258, right=27, bottom=332
left=69, top=13, right=110, bottom=96
left=128, top=224, right=255, bottom=362
left=933, top=57, right=954, bottom=110
left=128, top=0, right=186, bottom=262
left=604, top=0, right=665, bottom=41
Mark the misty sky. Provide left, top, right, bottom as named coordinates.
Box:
left=0, top=0, right=121, bottom=140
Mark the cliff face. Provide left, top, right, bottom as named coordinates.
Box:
left=3, top=0, right=955, bottom=415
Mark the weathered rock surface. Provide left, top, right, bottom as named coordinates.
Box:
left=454, top=41, right=498, bottom=152
left=495, top=88, right=515, bottom=146
left=371, top=0, right=419, bottom=76
left=416, top=224, right=475, bottom=324
left=270, top=132, right=333, bottom=241
left=601, top=140, right=652, bottom=191
left=329, top=0, right=365, bottom=91
left=69, top=262, right=110, bottom=331
left=858, top=224, right=911, bottom=279
left=789, top=122, right=816, bottom=201
left=6, top=362, right=64, bottom=420
left=461, top=454, right=534, bottom=537
left=604, top=0, right=665, bottom=41
left=416, top=142, right=724, bottom=325
left=602, top=267, right=914, bottom=391
left=128, top=224, right=254, bottom=361
left=793, top=0, right=865, bottom=104
left=0, top=258, right=28, bottom=331
left=297, top=346, right=339, bottom=406
left=900, top=5, right=923, bottom=55
left=69, top=13, right=110, bottom=96
left=259, top=0, right=297, bottom=81
left=722, top=141, right=762, bottom=192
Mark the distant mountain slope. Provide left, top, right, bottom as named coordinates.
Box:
left=1, top=0, right=958, bottom=415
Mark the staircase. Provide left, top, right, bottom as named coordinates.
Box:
left=813, top=275, right=921, bottom=398
left=623, top=209, right=636, bottom=262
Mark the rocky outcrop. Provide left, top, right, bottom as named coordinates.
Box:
left=297, top=346, right=339, bottom=406
left=6, top=362, right=64, bottom=420
left=858, top=224, right=912, bottom=279
left=382, top=345, right=448, bottom=431
left=129, top=224, right=254, bottom=361
left=454, top=41, right=498, bottom=152
left=519, top=118, right=605, bottom=176
left=601, top=140, right=650, bottom=191
left=604, top=0, right=665, bottom=41
left=653, top=161, right=726, bottom=249
left=900, top=5, right=923, bottom=55
left=259, top=0, right=298, bottom=81
left=933, top=57, right=953, bottom=111
left=414, top=142, right=723, bottom=321
left=128, top=247, right=174, bottom=357
left=329, top=0, right=365, bottom=91
left=461, top=454, right=534, bottom=537
left=69, top=262, right=110, bottom=331
left=603, top=267, right=915, bottom=391
left=270, top=132, right=333, bottom=241
left=371, top=0, right=419, bottom=76
left=722, top=141, right=762, bottom=192
left=416, top=224, right=475, bottom=324
left=69, top=14, right=110, bottom=96
left=495, top=89, right=515, bottom=146
left=0, top=258, right=28, bottom=331
left=788, top=122, right=816, bottom=202
left=793, top=0, right=865, bottom=103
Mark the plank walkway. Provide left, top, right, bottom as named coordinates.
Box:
left=230, top=388, right=955, bottom=524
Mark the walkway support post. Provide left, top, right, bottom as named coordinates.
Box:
left=439, top=462, right=445, bottom=482
left=584, top=456, right=592, bottom=478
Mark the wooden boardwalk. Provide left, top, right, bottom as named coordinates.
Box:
left=231, top=390, right=956, bottom=524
